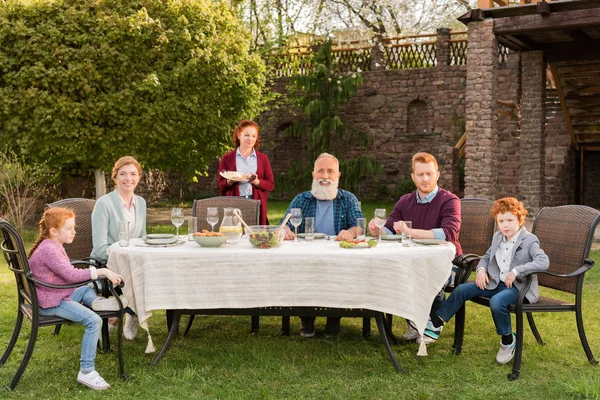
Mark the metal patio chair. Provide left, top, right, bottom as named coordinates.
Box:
left=455, top=204, right=599, bottom=380
left=0, top=218, right=127, bottom=390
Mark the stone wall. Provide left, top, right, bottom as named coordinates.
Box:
left=544, top=89, right=577, bottom=207
left=257, top=64, right=467, bottom=201
left=463, top=20, right=581, bottom=214
left=464, top=19, right=499, bottom=200
left=495, top=51, right=522, bottom=199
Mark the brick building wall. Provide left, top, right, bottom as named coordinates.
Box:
left=495, top=51, right=522, bottom=199
left=464, top=20, right=499, bottom=200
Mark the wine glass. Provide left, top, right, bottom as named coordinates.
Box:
left=374, top=208, right=387, bottom=243
left=206, top=207, right=219, bottom=232
left=290, top=208, right=302, bottom=242
left=171, top=208, right=184, bottom=239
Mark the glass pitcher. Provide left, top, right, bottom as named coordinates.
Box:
left=219, top=207, right=243, bottom=244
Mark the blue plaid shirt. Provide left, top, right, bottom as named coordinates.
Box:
left=279, top=189, right=363, bottom=234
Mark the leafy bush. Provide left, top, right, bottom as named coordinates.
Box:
left=0, top=0, right=266, bottom=179
left=0, top=151, right=55, bottom=231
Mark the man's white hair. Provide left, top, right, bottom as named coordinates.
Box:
left=313, top=153, right=339, bottom=171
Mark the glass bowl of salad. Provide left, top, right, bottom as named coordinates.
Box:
left=245, top=225, right=285, bottom=249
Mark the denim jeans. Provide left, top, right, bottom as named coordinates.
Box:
left=39, top=286, right=102, bottom=373
left=435, top=281, right=519, bottom=336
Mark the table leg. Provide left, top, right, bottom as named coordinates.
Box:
left=281, top=316, right=290, bottom=336
left=151, top=310, right=182, bottom=365
left=362, top=317, right=371, bottom=338
left=375, top=313, right=403, bottom=373
left=251, top=316, right=259, bottom=333
left=384, top=313, right=399, bottom=344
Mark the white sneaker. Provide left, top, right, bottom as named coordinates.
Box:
left=77, top=370, right=110, bottom=390
left=124, top=314, right=138, bottom=340
left=92, top=297, right=128, bottom=311
left=403, top=319, right=420, bottom=341
left=496, top=334, right=516, bottom=364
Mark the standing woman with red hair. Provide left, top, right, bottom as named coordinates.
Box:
left=217, top=120, right=274, bottom=225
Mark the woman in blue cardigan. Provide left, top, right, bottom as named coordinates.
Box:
left=91, top=156, right=147, bottom=339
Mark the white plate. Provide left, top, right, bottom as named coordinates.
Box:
left=381, top=235, right=402, bottom=241
left=145, top=237, right=179, bottom=245
left=220, top=171, right=251, bottom=181
left=146, top=234, right=176, bottom=240
left=297, top=233, right=327, bottom=239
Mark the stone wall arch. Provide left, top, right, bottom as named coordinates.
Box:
left=406, top=99, right=433, bottom=135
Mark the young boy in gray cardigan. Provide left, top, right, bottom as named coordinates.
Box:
left=421, top=197, right=549, bottom=365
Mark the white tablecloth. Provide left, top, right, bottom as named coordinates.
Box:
left=107, top=238, right=455, bottom=353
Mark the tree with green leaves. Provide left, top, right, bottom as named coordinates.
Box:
left=0, top=0, right=266, bottom=195
left=282, top=40, right=378, bottom=194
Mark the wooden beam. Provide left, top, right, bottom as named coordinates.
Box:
left=494, top=8, right=600, bottom=36
left=496, top=36, right=524, bottom=52
left=536, top=1, right=551, bottom=16
left=510, top=34, right=540, bottom=50
left=549, top=62, right=578, bottom=148
left=563, top=29, right=593, bottom=42
left=478, top=0, right=494, bottom=9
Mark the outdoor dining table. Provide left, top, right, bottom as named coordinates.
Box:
left=107, top=236, right=456, bottom=371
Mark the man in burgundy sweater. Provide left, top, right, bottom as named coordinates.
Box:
left=369, top=152, right=462, bottom=341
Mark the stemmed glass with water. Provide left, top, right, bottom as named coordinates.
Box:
left=374, top=208, right=387, bottom=243
left=290, top=208, right=302, bottom=242
left=206, top=207, right=219, bottom=232
left=171, top=208, right=184, bottom=239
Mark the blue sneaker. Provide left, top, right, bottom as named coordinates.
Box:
left=496, top=333, right=516, bottom=364
left=421, top=319, right=443, bottom=343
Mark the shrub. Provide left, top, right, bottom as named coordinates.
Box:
left=0, top=151, right=55, bottom=231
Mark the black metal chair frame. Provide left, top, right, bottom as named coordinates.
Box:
left=0, top=218, right=127, bottom=390
left=453, top=204, right=600, bottom=380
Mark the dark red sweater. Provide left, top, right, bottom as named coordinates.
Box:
left=217, top=150, right=274, bottom=225
left=384, top=189, right=462, bottom=256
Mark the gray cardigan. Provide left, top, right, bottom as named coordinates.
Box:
left=476, top=228, right=549, bottom=303
left=91, top=189, right=147, bottom=260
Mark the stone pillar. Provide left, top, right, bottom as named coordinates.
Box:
left=464, top=19, right=498, bottom=199
left=519, top=51, right=546, bottom=215
left=436, top=28, right=451, bottom=67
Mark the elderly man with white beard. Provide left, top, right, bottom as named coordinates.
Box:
left=279, top=152, right=364, bottom=338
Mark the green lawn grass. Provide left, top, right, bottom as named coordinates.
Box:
left=1, top=223, right=599, bottom=398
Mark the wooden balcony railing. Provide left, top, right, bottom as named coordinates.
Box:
left=266, top=30, right=469, bottom=78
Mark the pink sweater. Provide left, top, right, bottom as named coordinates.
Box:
left=28, top=239, right=96, bottom=308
